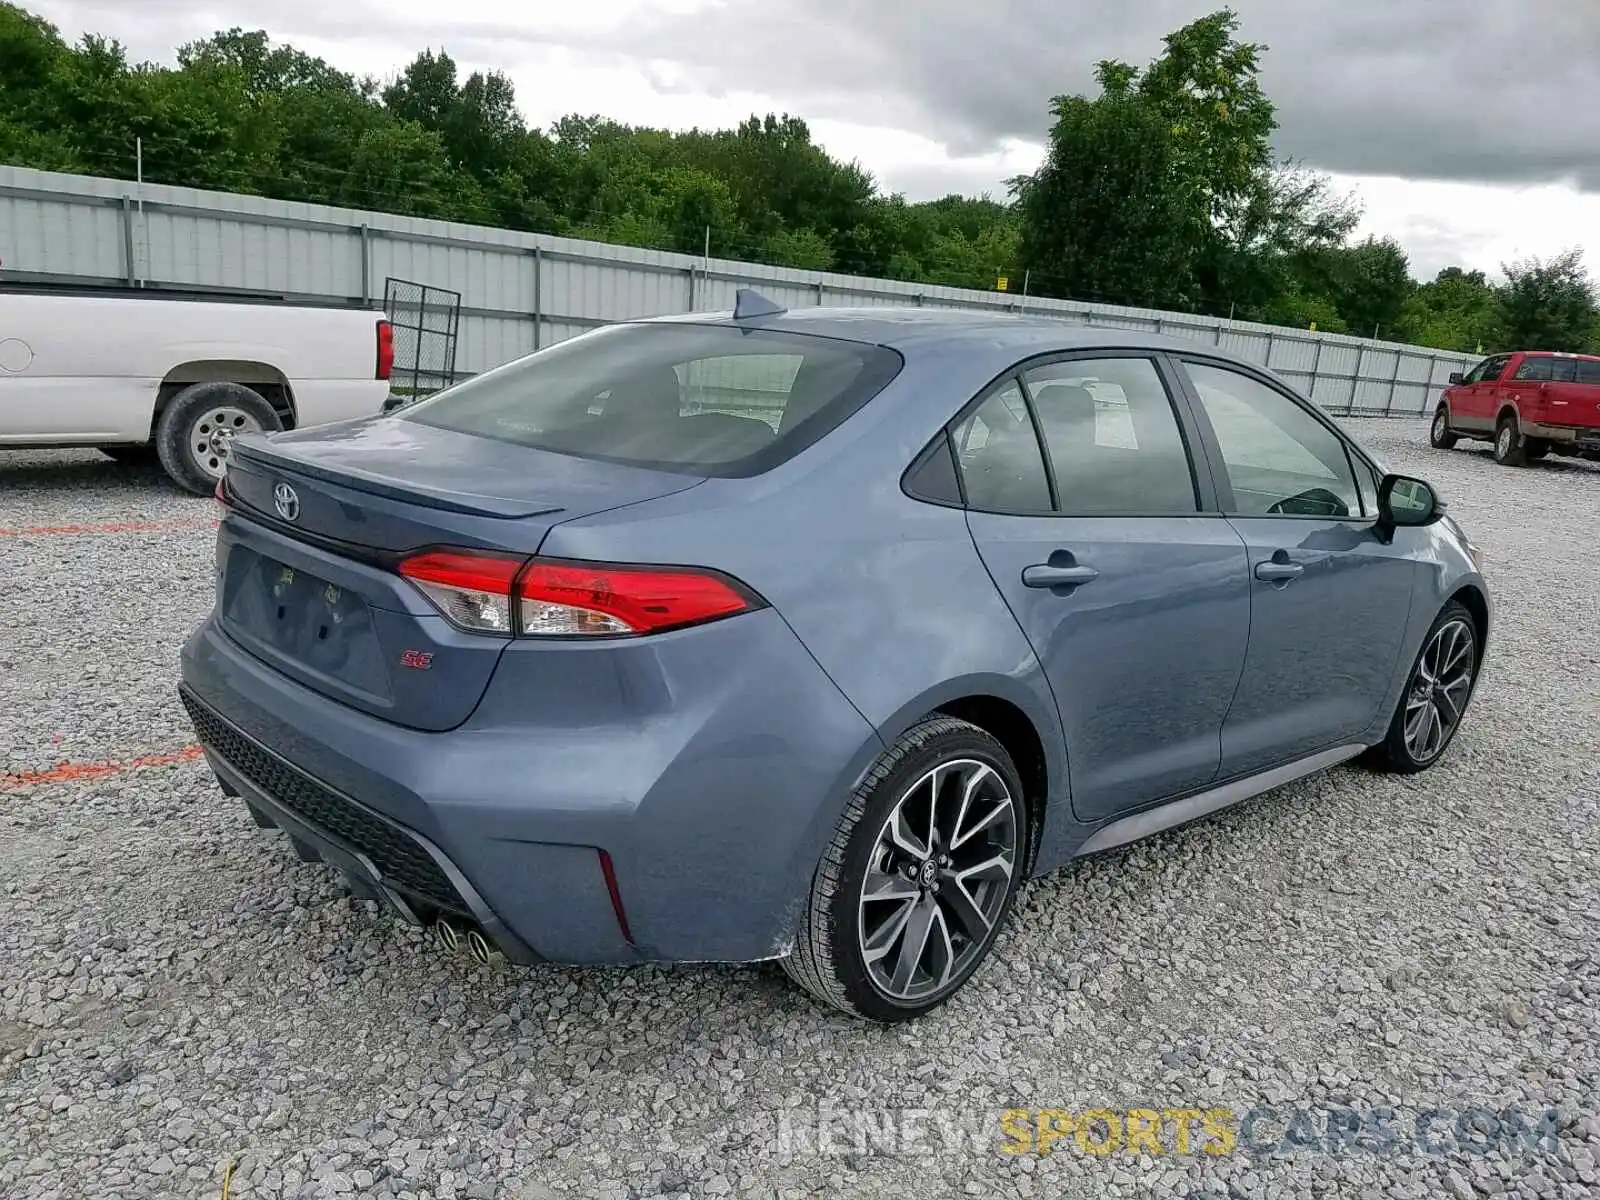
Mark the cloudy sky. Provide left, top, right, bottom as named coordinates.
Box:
left=25, top=0, right=1600, bottom=280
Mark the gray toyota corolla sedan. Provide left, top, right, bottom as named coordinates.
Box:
left=179, top=292, right=1490, bottom=1021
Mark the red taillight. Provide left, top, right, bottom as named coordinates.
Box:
left=395, top=550, right=759, bottom=637
left=376, top=319, right=394, bottom=381
left=517, top=559, right=756, bottom=636
left=398, top=550, right=525, bottom=634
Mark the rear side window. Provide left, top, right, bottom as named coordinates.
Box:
left=1021, top=358, right=1198, bottom=514
left=952, top=382, right=1054, bottom=514
left=1514, top=357, right=1553, bottom=382
left=402, top=323, right=902, bottom=476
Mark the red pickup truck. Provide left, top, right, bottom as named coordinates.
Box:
left=1432, top=350, right=1600, bottom=466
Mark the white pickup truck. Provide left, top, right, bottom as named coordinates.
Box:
left=0, top=289, right=395, bottom=493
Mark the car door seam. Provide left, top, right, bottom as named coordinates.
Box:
left=960, top=507, right=1071, bottom=804
left=1215, top=516, right=1256, bottom=738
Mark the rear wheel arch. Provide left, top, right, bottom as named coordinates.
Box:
left=154, top=359, right=297, bottom=437
left=934, top=694, right=1048, bottom=873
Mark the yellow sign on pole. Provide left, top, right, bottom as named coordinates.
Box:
left=996, top=276, right=1009, bottom=292
left=1308, top=321, right=1317, bottom=333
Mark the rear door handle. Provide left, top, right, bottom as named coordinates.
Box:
left=1254, top=560, right=1304, bottom=582
left=1022, top=564, right=1099, bottom=588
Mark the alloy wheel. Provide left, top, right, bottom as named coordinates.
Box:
left=1403, top=618, right=1476, bottom=763
left=856, top=758, right=1018, bottom=1004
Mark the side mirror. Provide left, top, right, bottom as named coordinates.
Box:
left=1377, top=473, right=1443, bottom=536
left=1447, top=372, right=1464, bottom=385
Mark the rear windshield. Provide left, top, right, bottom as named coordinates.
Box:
left=1518, top=355, right=1600, bottom=384
left=401, top=323, right=903, bottom=476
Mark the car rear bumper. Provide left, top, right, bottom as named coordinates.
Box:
left=178, top=608, right=879, bottom=966
left=181, top=687, right=545, bottom=963
left=1521, top=419, right=1600, bottom=453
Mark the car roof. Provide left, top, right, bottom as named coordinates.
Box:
left=645, top=304, right=1215, bottom=360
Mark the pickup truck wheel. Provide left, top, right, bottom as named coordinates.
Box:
left=1493, top=416, right=1526, bottom=467
left=1429, top=406, right=1458, bottom=449
left=156, top=382, right=281, bottom=495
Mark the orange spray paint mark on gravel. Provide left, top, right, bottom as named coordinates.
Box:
left=0, top=518, right=219, bottom=537
left=1, top=745, right=205, bottom=792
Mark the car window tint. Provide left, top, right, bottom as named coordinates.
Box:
left=903, top=436, right=962, bottom=505
left=1577, top=360, right=1600, bottom=384
left=1514, top=356, right=1552, bottom=382
left=952, top=382, right=1053, bottom=514
left=1481, top=356, right=1510, bottom=383
left=1184, top=362, right=1361, bottom=519
left=1022, top=358, right=1197, bottom=514
left=1549, top=357, right=1577, bottom=382
left=403, top=323, right=901, bottom=477
left=676, top=354, right=804, bottom=429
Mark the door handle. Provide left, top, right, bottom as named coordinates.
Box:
left=1254, top=560, right=1304, bottom=582
left=1022, top=563, right=1099, bottom=589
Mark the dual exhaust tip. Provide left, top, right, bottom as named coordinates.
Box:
left=433, top=918, right=496, bottom=966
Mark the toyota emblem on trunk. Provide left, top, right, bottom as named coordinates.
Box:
left=273, top=482, right=300, bottom=522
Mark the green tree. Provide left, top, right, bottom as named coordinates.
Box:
left=1017, top=9, right=1311, bottom=313
left=761, top=227, right=835, bottom=270
left=1016, top=84, right=1200, bottom=307
left=1496, top=250, right=1596, bottom=351
left=1397, top=267, right=1501, bottom=353
left=1298, top=236, right=1414, bottom=339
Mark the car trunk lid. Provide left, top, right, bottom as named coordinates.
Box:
left=216, top=418, right=703, bottom=730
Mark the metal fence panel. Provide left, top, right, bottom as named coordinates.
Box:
left=0, top=164, right=1480, bottom=415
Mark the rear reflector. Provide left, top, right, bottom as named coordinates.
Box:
left=597, top=849, right=634, bottom=944
left=398, top=550, right=525, bottom=634
left=395, top=550, right=759, bottom=637
left=376, top=319, right=394, bottom=381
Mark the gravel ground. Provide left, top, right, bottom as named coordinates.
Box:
left=2, top=422, right=1597, bottom=1200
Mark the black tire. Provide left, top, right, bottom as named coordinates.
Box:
left=1492, top=415, right=1526, bottom=467
left=155, top=381, right=281, bottom=495
left=1429, top=406, right=1458, bottom=450
left=1524, top=438, right=1550, bottom=460
left=783, top=716, right=1028, bottom=1022
left=100, top=445, right=157, bottom=466
left=1367, top=601, right=1480, bottom=775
